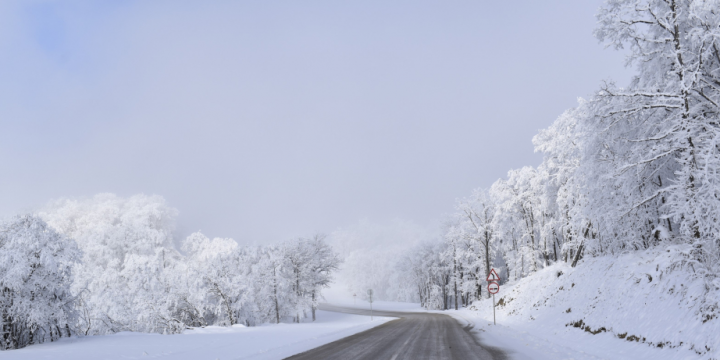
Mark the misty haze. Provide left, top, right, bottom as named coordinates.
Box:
left=1, top=1, right=718, bottom=359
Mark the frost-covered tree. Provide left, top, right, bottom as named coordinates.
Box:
left=490, top=167, right=546, bottom=278
left=37, top=195, right=341, bottom=332
left=289, top=235, right=341, bottom=321
left=395, top=241, right=450, bottom=310
left=181, top=232, right=248, bottom=326
left=38, top=194, right=180, bottom=335
left=591, top=0, right=720, bottom=264
left=328, top=220, right=431, bottom=302
left=441, top=223, right=463, bottom=310
left=533, top=105, right=587, bottom=264
left=456, top=189, right=495, bottom=298
left=255, top=245, right=293, bottom=324
left=0, top=192, right=342, bottom=352
left=0, top=215, right=79, bottom=350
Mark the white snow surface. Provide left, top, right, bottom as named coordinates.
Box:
left=4, top=310, right=394, bottom=360
left=441, top=248, right=717, bottom=360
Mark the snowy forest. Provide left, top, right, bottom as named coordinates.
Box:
left=3, top=0, right=720, bottom=354
left=0, top=194, right=340, bottom=350
left=341, top=0, right=720, bottom=316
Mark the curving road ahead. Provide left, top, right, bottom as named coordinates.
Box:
left=284, top=304, right=507, bottom=360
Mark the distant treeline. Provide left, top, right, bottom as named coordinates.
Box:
left=0, top=194, right=340, bottom=350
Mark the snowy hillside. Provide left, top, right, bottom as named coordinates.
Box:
left=460, top=247, right=719, bottom=359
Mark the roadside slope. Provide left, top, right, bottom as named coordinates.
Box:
left=455, top=246, right=719, bottom=359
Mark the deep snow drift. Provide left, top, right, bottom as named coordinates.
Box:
left=5, top=310, right=393, bottom=360
left=450, top=247, right=719, bottom=360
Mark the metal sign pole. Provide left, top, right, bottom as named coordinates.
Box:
left=486, top=268, right=500, bottom=326
left=492, top=293, right=496, bottom=325
left=367, top=289, right=374, bottom=321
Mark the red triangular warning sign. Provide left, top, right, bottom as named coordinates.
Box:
left=486, top=268, right=500, bottom=282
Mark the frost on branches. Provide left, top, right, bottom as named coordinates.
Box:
left=591, top=0, right=720, bottom=272
left=0, top=194, right=340, bottom=351
left=397, top=0, right=720, bottom=326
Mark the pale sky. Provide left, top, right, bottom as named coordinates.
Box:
left=0, top=1, right=632, bottom=243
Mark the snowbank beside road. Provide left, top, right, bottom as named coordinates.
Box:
left=450, top=247, right=718, bottom=360
left=5, top=310, right=395, bottom=360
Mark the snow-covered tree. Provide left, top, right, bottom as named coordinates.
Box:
left=0, top=215, right=79, bottom=350
left=328, top=220, right=431, bottom=302
left=181, top=232, right=248, bottom=326
left=0, top=191, right=342, bottom=352
left=289, top=235, right=341, bottom=321
left=456, top=188, right=495, bottom=298
left=533, top=105, right=587, bottom=264
left=38, top=194, right=181, bottom=335
left=395, top=241, right=450, bottom=310
left=593, top=0, right=720, bottom=253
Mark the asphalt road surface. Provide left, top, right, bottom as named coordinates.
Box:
left=284, top=304, right=507, bottom=360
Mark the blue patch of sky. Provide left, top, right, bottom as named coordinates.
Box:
left=5, top=2, right=134, bottom=154
left=19, top=1, right=133, bottom=76
left=24, top=2, right=67, bottom=64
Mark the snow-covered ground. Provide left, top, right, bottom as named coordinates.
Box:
left=442, top=248, right=717, bottom=360
left=4, top=310, right=394, bottom=360
left=446, top=308, right=692, bottom=360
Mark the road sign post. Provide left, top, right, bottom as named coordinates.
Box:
left=486, top=269, right=501, bottom=325
left=367, top=289, right=374, bottom=320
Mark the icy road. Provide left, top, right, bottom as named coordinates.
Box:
left=285, top=304, right=507, bottom=360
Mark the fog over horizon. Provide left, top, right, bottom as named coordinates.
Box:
left=1, top=1, right=632, bottom=244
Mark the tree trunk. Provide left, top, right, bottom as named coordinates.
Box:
left=311, top=291, right=317, bottom=321
left=273, top=267, right=280, bottom=324
left=453, top=278, right=458, bottom=310
left=571, top=240, right=584, bottom=268
left=442, top=275, right=448, bottom=310
left=453, top=245, right=458, bottom=310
